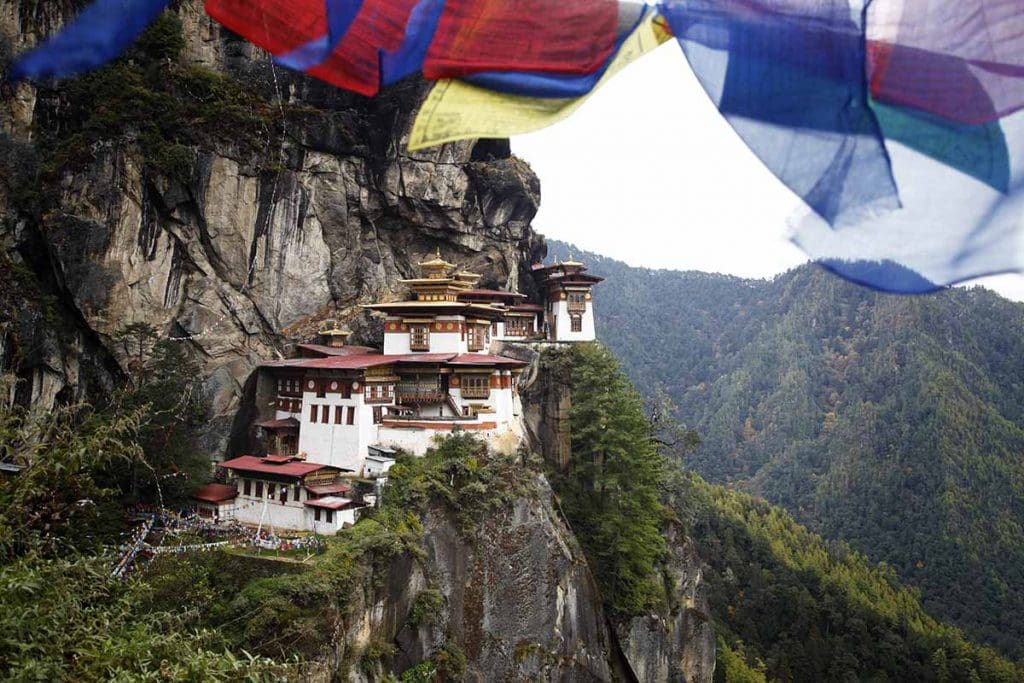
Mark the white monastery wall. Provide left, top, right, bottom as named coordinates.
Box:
left=551, top=300, right=596, bottom=342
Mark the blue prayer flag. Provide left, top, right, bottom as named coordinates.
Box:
left=10, top=0, right=171, bottom=81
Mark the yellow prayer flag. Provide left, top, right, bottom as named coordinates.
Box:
left=408, top=13, right=673, bottom=151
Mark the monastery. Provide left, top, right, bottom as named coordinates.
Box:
left=195, top=251, right=603, bottom=531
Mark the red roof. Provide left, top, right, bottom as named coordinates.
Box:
left=448, top=354, right=528, bottom=367
left=509, top=303, right=544, bottom=312
left=458, top=289, right=526, bottom=299
left=305, top=483, right=352, bottom=496
left=261, top=352, right=524, bottom=371
left=392, top=353, right=459, bottom=364
left=263, top=354, right=395, bottom=370
left=192, top=483, right=238, bottom=503
left=295, top=343, right=379, bottom=357
left=220, top=455, right=341, bottom=477
left=255, top=417, right=299, bottom=429
left=304, top=496, right=355, bottom=510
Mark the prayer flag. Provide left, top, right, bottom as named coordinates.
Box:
left=10, top=0, right=171, bottom=81
left=409, top=9, right=670, bottom=150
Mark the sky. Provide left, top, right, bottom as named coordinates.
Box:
left=511, top=41, right=1024, bottom=302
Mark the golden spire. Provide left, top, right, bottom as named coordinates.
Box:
left=417, top=248, right=456, bottom=279
left=562, top=252, right=583, bottom=267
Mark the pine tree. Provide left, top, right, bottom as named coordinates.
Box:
left=552, top=343, right=668, bottom=617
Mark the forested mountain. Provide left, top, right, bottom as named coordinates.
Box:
left=547, top=241, right=1024, bottom=659
left=545, top=343, right=1020, bottom=681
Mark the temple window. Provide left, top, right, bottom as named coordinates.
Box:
left=468, top=325, right=486, bottom=351
left=278, top=377, right=301, bottom=397
left=346, top=407, right=356, bottom=425
left=410, top=324, right=430, bottom=351
left=243, top=479, right=251, bottom=496
left=505, top=317, right=533, bottom=336
left=321, top=405, right=330, bottom=423
left=568, top=292, right=587, bottom=312
left=462, top=374, right=490, bottom=399
left=366, top=383, right=393, bottom=403
left=334, top=406, right=343, bottom=424
left=571, top=315, right=583, bottom=333
left=309, top=404, right=318, bottom=423
left=326, top=510, right=334, bottom=524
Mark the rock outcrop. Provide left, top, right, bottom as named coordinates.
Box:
left=615, top=529, right=716, bottom=683
left=331, top=466, right=714, bottom=682
left=519, top=346, right=717, bottom=682
left=0, top=0, right=542, bottom=453
left=338, top=477, right=617, bottom=682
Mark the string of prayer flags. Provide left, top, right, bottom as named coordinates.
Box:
left=866, top=0, right=1024, bottom=126
left=790, top=110, right=1024, bottom=293
left=421, top=0, right=620, bottom=81
left=205, top=0, right=420, bottom=95
left=8, top=0, right=1024, bottom=294
left=660, top=0, right=900, bottom=228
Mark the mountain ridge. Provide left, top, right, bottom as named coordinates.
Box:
left=546, top=239, right=1024, bottom=658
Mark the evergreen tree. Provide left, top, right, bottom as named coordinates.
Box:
left=551, top=343, right=668, bottom=617
left=105, top=326, right=211, bottom=506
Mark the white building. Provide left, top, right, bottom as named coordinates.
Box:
left=219, top=455, right=362, bottom=533
left=228, top=250, right=606, bottom=511
left=531, top=258, right=603, bottom=342
left=191, top=483, right=238, bottom=521
left=248, top=252, right=530, bottom=475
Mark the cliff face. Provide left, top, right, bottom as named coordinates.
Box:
left=518, top=346, right=717, bottom=683
left=338, top=477, right=617, bottom=682
left=0, top=0, right=542, bottom=452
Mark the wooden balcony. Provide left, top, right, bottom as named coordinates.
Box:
left=397, top=390, right=445, bottom=404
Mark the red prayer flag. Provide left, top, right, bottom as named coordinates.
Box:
left=423, top=0, right=620, bottom=80
left=205, top=0, right=418, bottom=95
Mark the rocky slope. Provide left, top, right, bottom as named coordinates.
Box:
left=326, top=472, right=713, bottom=683
left=336, top=477, right=619, bottom=682
left=0, top=0, right=542, bottom=452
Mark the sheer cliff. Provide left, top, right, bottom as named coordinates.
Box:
left=0, top=5, right=721, bottom=680
left=0, top=1, right=541, bottom=452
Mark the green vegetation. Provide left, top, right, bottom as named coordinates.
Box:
left=105, top=323, right=212, bottom=506
left=545, top=344, right=669, bottom=617
left=557, top=340, right=1022, bottom=680
left=667, top=470, right=1023, bottom=682
left=0, top=554, right=287, bottom=681
left=382, top=430, right=536, bottom=536
left=548, top=240, right=1024, bottom=658
left=409, top=588, right=444, bottom=627
left=0, top=394, right=529, bottom=680
left=0, top=403, right=143, bottom=558
left=33, top=13, right=277, bottom=192
left=0, top=402, right=290, bottom=679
